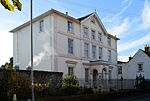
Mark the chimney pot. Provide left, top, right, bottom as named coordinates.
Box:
left=129, top=56, right=132, bottom=61
left=144, top=44, right=150, bottom=52
left=66, top=12, right=68, bottom=15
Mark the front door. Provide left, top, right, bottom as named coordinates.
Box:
left=93, top=69, right=98, bottom=88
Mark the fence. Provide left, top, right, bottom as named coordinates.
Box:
left=78, top=79, right=138, bottom=91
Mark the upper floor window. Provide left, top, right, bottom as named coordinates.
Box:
left=99, top=47, right=102, bottom=59
left=98, top=33, right=102, bottom=42
left=138, top=64, right=143, bottom=71
left=68, top=67, right=73, bottom=75
left=83, top=27, right=88, bottom=38
left=40, top=20, right=44, bottom=32
left=68, top=39, right=73, bottom=54
left=68, top=21, right=72, bottom=32
left=118, top=66, right=122, bottom=74
left=92, top=45, right=96, bottom=58
left=91, top=19, right=95, bottom=24
left=84, top=43, right=89, bottom=57
left=85, top=68, right=89, bottom=82
left=108, top=50, right=111, bottom=61
left=107, top=37, right=111, bottom=46
left=91, top=30, right=95, bottom=40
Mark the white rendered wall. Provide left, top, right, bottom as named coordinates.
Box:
left=13, top=15, right=54, bottom=71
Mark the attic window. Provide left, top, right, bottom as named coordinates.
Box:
left=138, top=64, right=143, bottom=71
left=91, top=19, right=95, bottom=24
left=40, top=20, right=44, bottom=32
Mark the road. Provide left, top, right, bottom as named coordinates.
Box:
left=110, top=93, right=150, bottom=101
left=131, top=96, right=150, bottom=101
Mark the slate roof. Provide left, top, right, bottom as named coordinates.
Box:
left=118, top=61, right=127, bottom=64
left=141, top=49, right=150, bottom=57
left=77, top=13, right=94, bottom=21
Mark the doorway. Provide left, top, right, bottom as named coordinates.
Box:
left=93, top=69, right=98, bottom=88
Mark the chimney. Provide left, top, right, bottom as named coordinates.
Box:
left=66, top=12, right=68, bottom=16
left=129, top=56, right=132, bottom=61
left=144, top=44, right=150, bottom=52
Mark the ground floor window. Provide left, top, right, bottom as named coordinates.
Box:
left=85, top=68, right=89, bottom=82
left=68, top=67, right=74, bottom=75
left=118, top=66, right=122, bottom=74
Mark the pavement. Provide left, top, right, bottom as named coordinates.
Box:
left=110, top=92, right=150, bottom=101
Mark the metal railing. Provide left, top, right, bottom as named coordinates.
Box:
left=78, top=79, right=137, bottom=91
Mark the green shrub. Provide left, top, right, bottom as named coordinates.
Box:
left=80, top=86, right=94, bottom=94
left=8, top=71, right=31, bottom=100
left=34, top=82, right=51, bottom=98
left=62, top=74, right=80, bottom=95
left=0, top=70, right=31, bottom=100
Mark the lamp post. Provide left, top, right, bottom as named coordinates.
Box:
left=30, top=0, right=34, bottom=100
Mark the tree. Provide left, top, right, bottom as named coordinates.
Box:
left=0, top=57, right=13, bottom=69
left=0, top=0, right=22, bottom=11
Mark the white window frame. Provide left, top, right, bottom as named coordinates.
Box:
left=99, top=47, right=102, bottom=59
left=138, top=64, right=143, bottom=72
left=68, top=39, right=73, bottom=54
left=84, top=43, right=89, bottom=57
left=91, top=30, right=95, bottom=40
left=83, top=27, right=88, bottom=38
left=107, top=37, right=111, bottom=46
left=92, top=45, right=96, bottom=58
left=98, top=32, right=102, bottom=42
left=118, top=66, right=122, bottom=74
left=108, top=50, right=111, bottom=61
left=68, top=21, right=72, bottom=32
left=40, top=20, right=44, bottom=32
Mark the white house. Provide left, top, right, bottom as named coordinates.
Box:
left=10, top=9, right=119, bottom=83
left=118, top=45, right=150, bottom=79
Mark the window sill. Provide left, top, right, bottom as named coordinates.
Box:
left=83, top=56, right=90, bottom=59
left=92, top=58, right=97, bottom=60
left=108, top=60, right=112, bottom=63
left=83, top=36, right=89, bottom=39
left=83, top=37, right=90, bottom=41
left=107, top=45, right=111, bottom=47
left=39, top=31, right=45, bottom=33
left=98, top=41, right=103, bottom=44
left=91, top=40, right=97, bottom=43
left=137, top=70, right=144, bottom=72
left=67, top=31, right=75, bottom=35
left=68, top=53, right=75, bottom=57
left=99, top=58, right=102, bottom=60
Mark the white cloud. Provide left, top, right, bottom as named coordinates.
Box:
left=111, top=0, right=133, bottom=22
left=108, top=18, right=129, bottom=35
left=142, top=0, right=150, bottom=29
left=118, top=33, right=150, bottom=52
left=118, top=56, right=129, bottom=62
left=103, top=0, right=133, bottom=36
left=103, top=0, right=133, bottom=24
left=118, top=50, right=137, bottom=62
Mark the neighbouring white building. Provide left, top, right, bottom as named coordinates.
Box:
left=10, top=9, right=119, bottom=83
left=118, top=45, right=150, bottom=79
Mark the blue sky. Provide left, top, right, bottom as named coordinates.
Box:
left=0, top=0, right=150, bottom=65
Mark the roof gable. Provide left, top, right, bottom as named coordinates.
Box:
left=79, top=12, right=119, bottom=40
left=77, top=13, right=93, bottom=21
left=128, top=49, right=150, bottom=63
